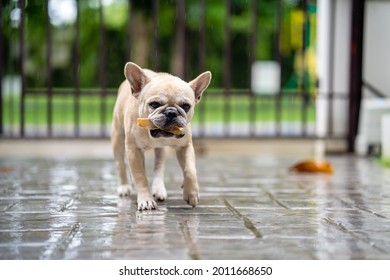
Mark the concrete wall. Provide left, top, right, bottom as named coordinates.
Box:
left=363, top=0, right=390, bottom=97
left=316, top=0, right=390, bottom=140
left=316, top=0, right=351, bottom=137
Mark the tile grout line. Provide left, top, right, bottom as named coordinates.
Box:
left=265, top=191, right=290, bottom=210
left=57, top=193, right=80, bottom=212
left=40, top=222, right=82, bottom=259
left=321, top=217, right=388, bottom=254
left=223, top=199, right=263, bottom=239
left=1, top=202, right=18, bottom=212
left=331, top=194, right=388, bottom=219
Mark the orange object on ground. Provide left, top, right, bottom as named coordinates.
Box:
left=289, top=160, right=334, bottom=174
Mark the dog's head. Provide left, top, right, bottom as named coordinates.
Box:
left=124, top=62, right=212, bottom=139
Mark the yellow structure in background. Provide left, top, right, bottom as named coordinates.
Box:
left=283, top=6, right=317, bottom=95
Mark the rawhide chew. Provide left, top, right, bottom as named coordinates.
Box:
left=137, top=118, right=184, bottom=135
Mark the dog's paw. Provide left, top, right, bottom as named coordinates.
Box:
left=137, top=196, right=157, bottom=211
left=152, top=180, right=167, bottom=201
left=183, top=188, right=199, bottom=208
left=153, top=190, right=167, bottom=201
left=117, top=184, right=132, bottom=197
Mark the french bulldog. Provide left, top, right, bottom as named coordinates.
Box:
left=111, top=62, right=212, bottom=211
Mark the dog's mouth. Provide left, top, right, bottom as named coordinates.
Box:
left=150, top=129, right=185, bottom=139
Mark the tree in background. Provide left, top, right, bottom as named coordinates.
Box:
left=1, top=0, right=316, bottom=93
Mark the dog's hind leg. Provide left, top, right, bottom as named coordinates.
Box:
left=152, top=147, right=167, bottom=201
left=112, top=128, right=132, bottom=196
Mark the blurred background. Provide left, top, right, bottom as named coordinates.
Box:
left=1, top=0, right=389, bottom=156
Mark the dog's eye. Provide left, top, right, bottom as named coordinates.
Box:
left=181, top=103, right=191, bottom=112
left=149, top=102, right=161, bottom=109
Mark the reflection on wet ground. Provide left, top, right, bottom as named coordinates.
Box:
left=1, top=154, right=390, bottom=259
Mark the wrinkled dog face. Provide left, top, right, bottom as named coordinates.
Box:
left=141, top=76, right=194, bottom=138
left=124, top=62, right=211, bottom=139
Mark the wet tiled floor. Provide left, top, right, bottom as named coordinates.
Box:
left=1, top=140, right=390, bottom=259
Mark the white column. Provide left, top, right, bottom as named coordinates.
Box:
left=316, top=0, right=332, bottom=138
left=382, top=115, right=390, bottom=159
left=316, top=0, right=352, bottom=139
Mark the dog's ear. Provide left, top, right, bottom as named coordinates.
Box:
left=189, top=71, right=212, bottom=103
left=124, top=62, right=149, bottom=98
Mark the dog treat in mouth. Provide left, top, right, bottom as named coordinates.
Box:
left=137, top=118, right=156, bottom=129
left=137, top=118, right=184, bottom=135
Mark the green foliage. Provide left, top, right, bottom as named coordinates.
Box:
left=2, top=0, right=314, bottom=90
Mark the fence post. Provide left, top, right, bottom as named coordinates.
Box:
left=275, top=0, right=282, bottom=136
left=300, top=0, right=309, bottom=136
left=327, top=0, right=336, bottom=137
left=348, top=0, right=365, bottom=153
left=0, top=0, right=3, bottom=135
left=198, top=0, right=206, bottom=137
left=173, top=0, right=185, bottom=79
left=152, top=0, right=160, bottom=71
left=73, top=0, right=81, bottom=137
left=249, top=0, right=258, bottom=137
left=223, top=0, right=232, bottom=137
left=127, top=0, right=134, bottom=62
left=19, top=0, right=26, bottom=137
left=45, top=0, right=53, bottom=137
left=99, top=0, right=107, bottom=137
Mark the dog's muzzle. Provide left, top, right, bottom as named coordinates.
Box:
left=149, top=129, right=185, bottom=139
left=148, top=107, right=186, bottom=138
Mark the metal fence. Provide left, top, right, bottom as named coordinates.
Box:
left=0, top=0, right=349, bottom=140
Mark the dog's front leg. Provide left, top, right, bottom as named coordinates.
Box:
left=176, top=144, right=199, bottom=208
left=126, top=144, right=157, bottom=211
left=152, top=147, right=167, bottom=201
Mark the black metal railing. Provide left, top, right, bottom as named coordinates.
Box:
left=0, top=0, right=347, bottom=140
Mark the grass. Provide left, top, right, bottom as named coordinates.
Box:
left=3, top=93, right=117, bottom=125
left=2, top=90, right=316, bottom=127
left=380, top=157, right=390, bottom=167
left=194, top=94, right=316, bottom=123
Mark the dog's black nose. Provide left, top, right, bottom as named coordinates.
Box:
left=165, top=107, right=178, bottom=119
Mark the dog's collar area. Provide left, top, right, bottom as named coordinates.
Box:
left=150, top=129, right=185, bottom=139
